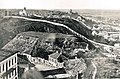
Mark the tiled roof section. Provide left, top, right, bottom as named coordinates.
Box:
left=2, top=34, right=38, bottom=54
left=49, top=52, right=61, bottom=59
left=0, top=50, right=17, bottom=62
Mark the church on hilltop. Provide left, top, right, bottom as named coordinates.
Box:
left=19, top=7, right=28, bottom=16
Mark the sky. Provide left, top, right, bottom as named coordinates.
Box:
left=0, top=0, right=120, bottom=9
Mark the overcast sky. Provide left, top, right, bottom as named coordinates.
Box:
left=0, top=0, right=120, bottom=9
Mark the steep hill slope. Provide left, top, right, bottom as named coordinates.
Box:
left=0, top=16, right=95, bottom=49
left=31, top=16, right=93, bottom=39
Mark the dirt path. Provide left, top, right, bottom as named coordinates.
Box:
left=91, top=60, right=97, bottom=79
left=4, top=16, right=115, bottom=48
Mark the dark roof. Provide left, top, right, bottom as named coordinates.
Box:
left=41, top=68, right=66, bottom=77
left=0, top=50, right=17, bottom=62
left=1, top=68, right=16, bottom=77
left=58, top=55, right=68, bottom=62
left=18, top=54, right=35, bottom=67
left=32, top=50, right=49, bottom=60
left=18, top=66, right=25, bottom=78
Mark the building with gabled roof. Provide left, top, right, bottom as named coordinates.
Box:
left=48, top=51, right=64, bottom=68
left=0, top=50, right=18, bottom=79
left=2, top=34, right=39, bottom=55
left=49, top=51, right=61, bottom=60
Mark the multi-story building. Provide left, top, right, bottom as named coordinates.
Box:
left=0, top=50, right=18, bottom=79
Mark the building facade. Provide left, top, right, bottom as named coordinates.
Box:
left=48, top=51, right=64, bottom=68
left=0, top=50, right=18, bottom=79
left=19, top=7, right=28, bottom=16
left=22, top=51, right=64, bottom=69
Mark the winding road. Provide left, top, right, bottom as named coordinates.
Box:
left=4, top=16, right=115, bottom=49
left=91, top=60, right=97, bottom=79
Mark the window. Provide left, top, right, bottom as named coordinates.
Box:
left=52, top=59, right=54, bottom=62
left=9, top=60, right=11, bottom=67
left=33, top=59, right=35, bottom=62
left=39, top=59, right=41, bottom=62
left=12, top=70, right=14, bottom=76
left=6, top=62, right=8, bottom=71
left=50, top=58, right=52, bottom=61
left=12, top=59, right=14, bottom=65
left=3, top=64, right=4, bottom=71
left=9, top=73, right=11, bottom=78
left=43, top=60, right=45, bottom=63
left=56, top=63, right=58, bottom=66
left=15, top=57, right=16, bottom=63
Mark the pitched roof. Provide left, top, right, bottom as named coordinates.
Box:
left=0, top=50, right=17, bottom=62
left=41, top=68, right=66, bottom=77
left=49, top=52, right=67, bottom=63
left=1, top=68, right=16, bottom=77
left=49, top=52, right=61, bottom=59
left=2, top=34, right=38, bottom=55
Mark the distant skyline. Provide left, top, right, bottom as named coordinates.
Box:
left=0, top=0, right=120, bottom=9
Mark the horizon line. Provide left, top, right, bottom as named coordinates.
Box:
left=1, top=8, right=120, bottom=11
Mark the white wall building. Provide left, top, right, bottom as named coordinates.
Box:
left=48, top=51, right=64, bottom=68
left=19, top=7, right=28, bottom=16
left=0, top=50, right=18, bottom=79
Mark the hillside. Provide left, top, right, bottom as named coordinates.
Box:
left=31, top=16, right=93, bottom=39
left=2, top=31, right=92, bottom=57
left=0, top=16, right=96, bottom=49
left=1, top=9, right=120, bottom=79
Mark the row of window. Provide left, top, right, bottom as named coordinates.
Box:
left=2, top=68, right=17, bottom=79
left=50, top=58, right=57, bottom=63
left=31, top=57, right=63, bottom=67
left=32, top=58, right=46, bottom=63
left=49, top=58, right=63, bottom=67
left=32, top=58, right=43, bottom=63
left=0, top=56, right=17, bottom=73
